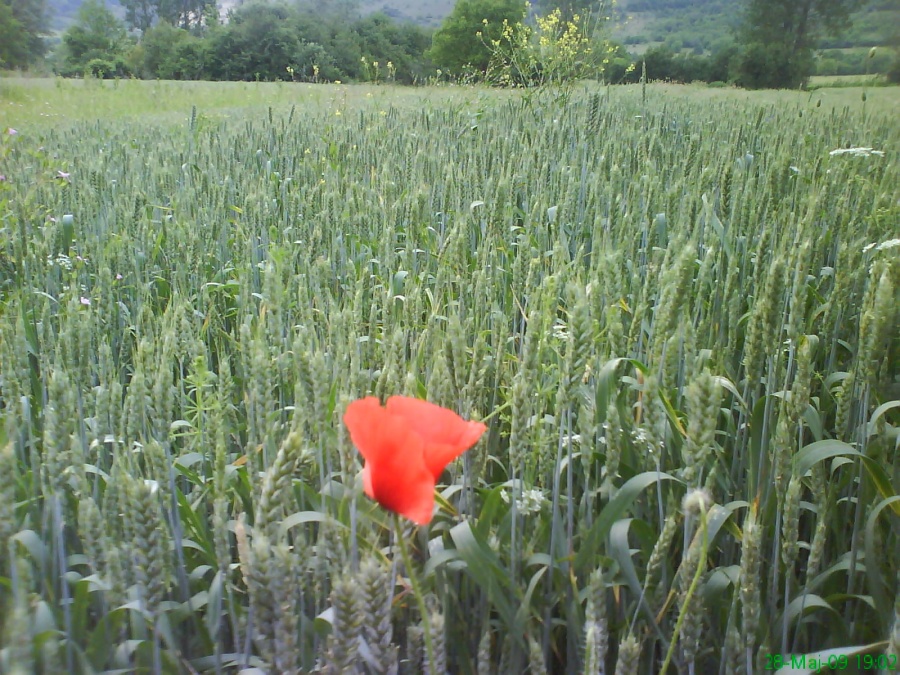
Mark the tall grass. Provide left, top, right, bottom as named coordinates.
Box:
left=0, top=81, right=897, bottom=673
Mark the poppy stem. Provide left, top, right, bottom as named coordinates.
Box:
left=393, top=513, right=435, bottom=672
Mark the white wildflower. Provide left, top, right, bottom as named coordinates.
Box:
left=862, top=238, right=900, bottom=254
left=47, top=253, right=73, bottom=270
left=551, top=321, right=569, bottom=341
left=828, top=147, right=885, bottom=157
left=500, top=481, right=547, bottom=515
left=682, top=488, right=714, bottom=516
left=519, top=489, right=546, bottom=515
left=631, top=426, right=662, bottom=455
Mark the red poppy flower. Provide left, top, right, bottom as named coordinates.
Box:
left=343, top=396, right=487, bottom=525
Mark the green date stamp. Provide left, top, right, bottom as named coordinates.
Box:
left=764, top=653, right=898, bottom=672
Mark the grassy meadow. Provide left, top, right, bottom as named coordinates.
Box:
left=0, top=77, right=898, bottom=674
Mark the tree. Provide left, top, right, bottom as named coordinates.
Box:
left=129, top=20, right=200, bottom=78
left=353, top=13, right=433, bottom=84
left=0, top=0, right=47, bottom=68
left=119, top=0, right=216, bottom=31
left=122, top=0, right=156, bottom=32
left=206, top=2, right=310, bottom=81
left=58, top=0, right=130, bottom=76
left=886, top=14, right=900, bottom=83
left=427, top=0, right=527, bottom=73
left=158, top=0, right=217, bottom=29
left=735, top=0, right=866, bottom=88
left=0, top=3, right=27, bottom=68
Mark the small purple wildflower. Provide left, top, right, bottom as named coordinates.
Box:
left=80, top=297, right=91, bottom=306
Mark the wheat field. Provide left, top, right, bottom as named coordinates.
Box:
left=0, top=78, right=898, bottom=674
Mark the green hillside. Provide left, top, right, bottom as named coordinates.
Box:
left=613, top=0, right=899, bottom=54
left=357, top=0, right=454, bottom=26
left=613, top=0, right=735, bottom=53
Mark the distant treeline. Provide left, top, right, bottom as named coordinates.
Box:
left=43, top=0, right=900, bottom=86
left=52, top=1, right=434, bottom=84
left=616, top=45, right=897, bottom=84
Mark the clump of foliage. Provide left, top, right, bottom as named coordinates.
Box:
left=48, top=0, right=434, bottom=84
left=482, top=8, right=598, bottom=88
left=734, top=0, right=866, bottom=88
left=0, top=0, right=46, bottom=68
left=430, top=1, right=633, bottom=90
left=119, top=0, right=215, bottom=32
left=55, top=0, right=132, bottom=78
left=427, top=0, right=528, bottom=74
left=615, top=43, right=736, bottom=84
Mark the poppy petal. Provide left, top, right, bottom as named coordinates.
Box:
left=344, top=397, right=437, bottom=524
left=386, top=396, right=487, bottom=480
left=344, top=397, right=392, bottom=464
left=374, top=467, right=436, bottom=525
left=361, top=463, right=374, bottom=499
left=422, top=436, right=485, bottom=482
